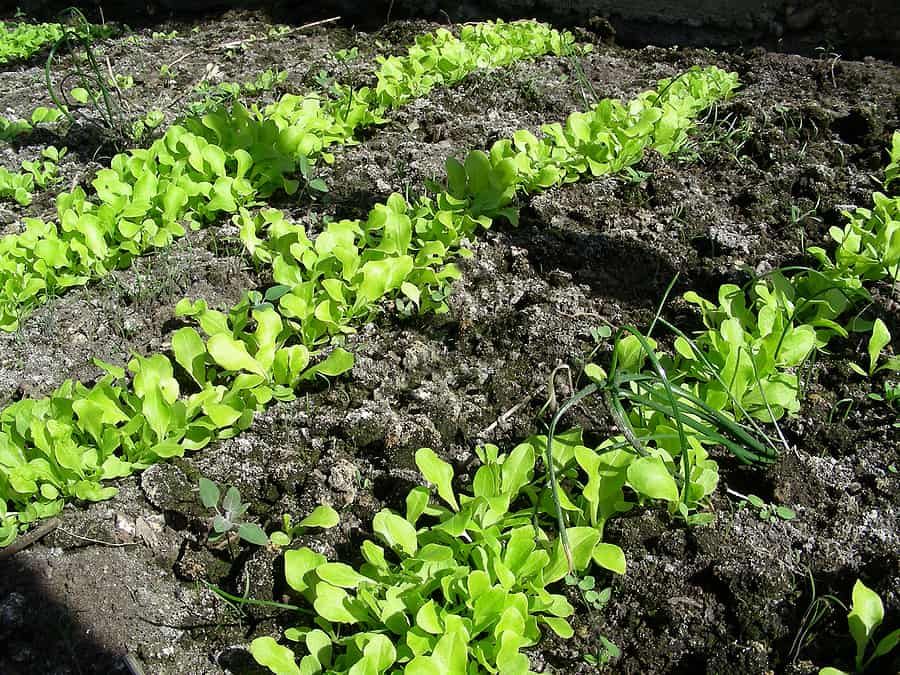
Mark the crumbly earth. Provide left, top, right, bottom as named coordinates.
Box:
left=0, top=10, right=898, bottom=675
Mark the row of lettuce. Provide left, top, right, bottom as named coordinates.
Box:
left=245, top=132, right=900, bottom=675
left=0, top=19, right=67, bottom=65
left=0, top=61, right=740, bottom=541
left=0, top=19, right=582, bottom=332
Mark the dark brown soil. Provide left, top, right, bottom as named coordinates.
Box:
left=0, top=10, right=898, bottom=675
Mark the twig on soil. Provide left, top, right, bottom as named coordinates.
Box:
left=215, top=17, right=341, bottom=50
left=165, top=51, right=192, bottom=70
left=135, top=614, right=259, bottom=630
left=481, top=390, right=538, bottom=436
left=0, top=518, right=59, bottom=561
left=55, top=526, right=140, bottom=548
left=553, top=308, right=617, bottom=330
left=104, top=56, right=130, bottom=116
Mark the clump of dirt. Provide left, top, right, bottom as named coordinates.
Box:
left=0, top=10, right=898, bottom=675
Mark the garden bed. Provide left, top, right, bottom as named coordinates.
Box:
left=0, top=10, right=897, bottom=675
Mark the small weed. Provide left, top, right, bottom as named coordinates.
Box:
left=867, top=380, right=899, bottom=408
left=45, top=8, right=128, bottom=144
left=198, top=477, right=268, bottom=556
left=313, top=69, right=333, bottom=90
left=791, top=197, right=822, bottom=227
left=789, top=571, right=845, bottom=664
left=107, top=73, right=134, bottom=91
left=728, top=488, right=797, bottom=522
left=582, top=636, right=622, bottom=667
left=565, top=573, right=612, bottom=612
left=829, top=397, right=856, bottom=423
left=129, top=108, right=164, bottom=142
left=267, top=25, right=291, bottom=39
left=694, top=108, right=753, bottom=163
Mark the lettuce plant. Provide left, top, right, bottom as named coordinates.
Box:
left=0, top=146, right=65, bottom=206
left=675, top=282, right=817, bottom=422
left=31, top=105, right=65, bottom=126
left=820, top=579, right=900, bottom=674
left=21, top=145, right=65, bottom=189
left=0, top=114, right=33, bottom=142
left=0, top=106, right=66, bottom=143
left=809, top=192, right=900, bottom=287
left=0, top=500, right=17, bottom=547
left=848, top=319, right=900, bottom=377
left=0, top=165, right=35, bottom=206
left=250, top=438, right=627, bottom=674
left=884, top=130, right=899, bottom=190
left=269, top=504, right=340, bottom=547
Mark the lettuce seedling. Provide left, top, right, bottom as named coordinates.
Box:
left=849, top=318, right=900, bottom=377
left=820, top=579, right=900, bottom=674
left=0, top=165, right=34, bottom=205
left=678, top=282, right=816, bottom=422
left=269, top=504, right=339, bottom=547
left=0, top=114, right=33, bottom=141
left=0, top=500, right=18, bottom=547
left=884, top=130, right=899, bottom=190
left=30, top=105, right=65, bottom=126
left=810, top=192, right=900, bottom=287
left=21, top=145, right=65, bottom=189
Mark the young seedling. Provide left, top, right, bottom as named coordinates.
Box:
left=565, top=573, right=612, bottom=612
left=269, top=504, right=340, bottom=547
left=130, top=109, right=164, bottom=142
left=562, top=555, right=620, bottom=668
left=334, top=46, right=359, bottom=62
left=849, top=319, right=900, bottom=377
left=0, top=114, right=32, bottom=141
left=727, top=488, right=797, bottom=522
left=884, top=131, right=899, bottom=189
left=820, top=579, right=900, bottom=674
left=867, top=381, right=900, bottom=427
left=198, top=477, right=268, bottom=551
left=582, top=636, right=622, bottom=667
left=789, top=571, right=846, bottom=665
left=22, top=145, right=66, bottom=188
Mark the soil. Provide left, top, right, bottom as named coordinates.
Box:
left=0, top=10, right=898, bottom=675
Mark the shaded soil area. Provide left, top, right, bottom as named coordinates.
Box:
left=0, top=10, right=898, bottom=675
